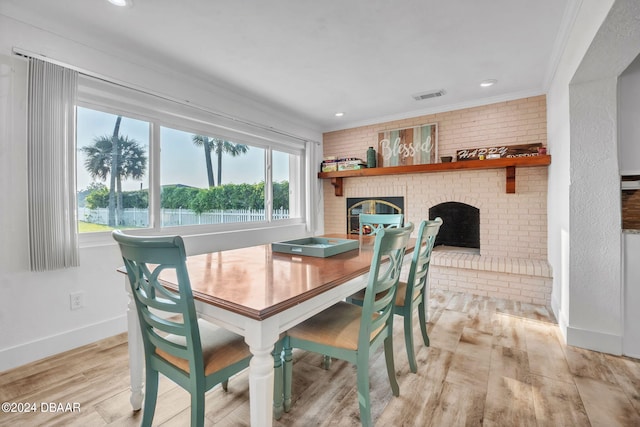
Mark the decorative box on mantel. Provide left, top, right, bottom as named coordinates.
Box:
left=456, top=142, right=544, bottom=161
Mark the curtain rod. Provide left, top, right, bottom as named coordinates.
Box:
left=13, top=47, right=321, bottom=146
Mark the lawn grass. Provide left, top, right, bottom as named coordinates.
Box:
left=78, top=221, right=115, bottom=233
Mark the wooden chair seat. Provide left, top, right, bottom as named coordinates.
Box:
left=157, top=319, right=252, bottom=376
left=394, top=281, right=417, bottom=306
left=350, top=281, right=417, bottom=307
left=286, top=302, right=382, bottom=351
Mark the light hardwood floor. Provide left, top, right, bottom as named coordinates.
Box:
left=1, top=289, right=640, bottom=426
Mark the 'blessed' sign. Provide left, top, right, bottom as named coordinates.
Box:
left=377, top=123, right=438, bottom=167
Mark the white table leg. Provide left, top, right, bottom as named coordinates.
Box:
left=245, top=319, right=279, bottom=427
left=125, top=280, right=144, bottom=411
left=249, top=346, right=275, bottom=427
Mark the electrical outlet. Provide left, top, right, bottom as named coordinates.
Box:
left=70, top=292, right=84, bottom=310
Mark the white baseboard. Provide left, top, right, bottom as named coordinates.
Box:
left=553, top=298, right=568, bottom=344
left=566, top=324, right=623, bottom=356
left=553, top=297, right=630, bottom=357
left=622, top=348, right=640, bottom=359
left=0, top=315, right=127, bottom=372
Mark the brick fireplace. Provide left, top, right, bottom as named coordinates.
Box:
left=322, top=96, right=552, bottom=305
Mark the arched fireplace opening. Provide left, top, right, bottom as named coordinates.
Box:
left=346, top=197, right=404, bottom=234
left=429, top=202, right=479, bottom=250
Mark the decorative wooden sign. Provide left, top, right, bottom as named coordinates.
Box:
left=377, top=123, right=438, bottom=167
left=456, top=142, right=543, bottom=161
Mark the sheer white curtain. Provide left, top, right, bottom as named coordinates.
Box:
left=27, top=58, right=79, bottom=271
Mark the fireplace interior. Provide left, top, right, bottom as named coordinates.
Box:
left=429, top=202, right=479, bottom=250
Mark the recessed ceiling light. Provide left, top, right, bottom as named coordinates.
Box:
left=335, top=112, right=345, bottom=117
left=108, top=0, right=132, bottom=6
left=480, top=79, right=497, bottom=87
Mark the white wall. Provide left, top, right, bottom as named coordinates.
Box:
left=547, top=0, right=613, bottom=341
left=569, top=76, right=622, bottom=352
left=619, top=54, right=640, bottom=175
left=547, top=0, right=640, bottom=355
left=619, top=54, right=640, bottom=358
left=0, top=14, right=322, bottom=371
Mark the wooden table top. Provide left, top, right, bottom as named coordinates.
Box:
left=158, top=234, right=414, bottom=320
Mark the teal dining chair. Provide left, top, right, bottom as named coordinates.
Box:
left=112, top=231, right=256, bottom=427
left=358, top=213, right=403, bottom=235
left=282, top=223, right=414, bottom=427
left=319, top=212, right=402, bottom=371
left=349, top=218, right=442, bottom=373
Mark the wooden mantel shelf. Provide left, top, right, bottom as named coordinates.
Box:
left=318, top=155, right=551, bottom=196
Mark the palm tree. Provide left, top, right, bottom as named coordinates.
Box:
left=192, top=135, right=249, bottom=187
left=191, top=135, right=216, bottom=187
left=115, top=136, right=147, bottom=224
left=213, top=139, right=249, bottom=185
left=81, top=124, right=118, bottom=226
left=81, top=127, right=147, bottom=226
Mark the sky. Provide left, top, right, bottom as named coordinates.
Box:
left=76, top=107, right=288, bottom=192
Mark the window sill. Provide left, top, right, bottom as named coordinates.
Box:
left=79, top=220, right=308, bottom=254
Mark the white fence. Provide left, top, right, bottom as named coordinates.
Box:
left=79, top=207, right=289, bottom=228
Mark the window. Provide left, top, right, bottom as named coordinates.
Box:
left=159, top=126, right=268, bottom=227
left=272, top=150, right=293, bottom=220
left=76, top=75, right=306, bottom=238
left=76, top=107, right=150, bottom=232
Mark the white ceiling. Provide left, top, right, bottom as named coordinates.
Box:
left=1, top=0, right=573, bottom=131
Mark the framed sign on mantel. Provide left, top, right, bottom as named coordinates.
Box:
left=456, top=142, right=543, bottom=161
left=377, top=123, right=438, bottom=167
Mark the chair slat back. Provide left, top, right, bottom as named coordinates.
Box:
left=404, top=218, right=442, bottom=304
left=359, top=223, right=414, bottom=348
left=359, top=213, right=404, bottom=236
left=113, top=231, right=204, bottom=376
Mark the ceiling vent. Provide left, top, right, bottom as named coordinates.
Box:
left=412, top=90, right=445, bottom=101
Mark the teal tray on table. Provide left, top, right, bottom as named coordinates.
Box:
left=272, top=237, right=359, bottom=258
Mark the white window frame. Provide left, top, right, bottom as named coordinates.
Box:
left=76, top=76, right=309, bottom=247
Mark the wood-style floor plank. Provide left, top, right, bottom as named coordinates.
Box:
left=523, top=319, right=574, bottom=384
left=1, top=290, right=639, bottom=426
left=563, top=344, right=619, bottom=384
left=427, top=309, right=469, bottom=354
left=444, top=327, right=493, bottom=391
left=530, top=373, right=590, bottom=427
left=574, top=376, right=640, bottom=427
left=375, top=346, right=453, bottom=427
left=605, top=353, right=640, bottom=414
left=428, top=381, right=485, bottom=427
left=491, top=312, right=527, bottom=351
left=484, top=375, right=536, bottom=427
left=488, top=345, right=531, bottom=384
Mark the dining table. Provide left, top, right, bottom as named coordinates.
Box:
left=121, top=233, right=414, bottom=427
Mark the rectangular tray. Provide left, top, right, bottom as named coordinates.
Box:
left=272, top=237, right=359, bottom=258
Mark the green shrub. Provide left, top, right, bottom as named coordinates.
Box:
left=82, top=181, right=288, bottom=212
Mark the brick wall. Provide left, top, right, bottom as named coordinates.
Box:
left=323, top=95, right=547, bottom=162
left=322, top=96, right=552, bottom=304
